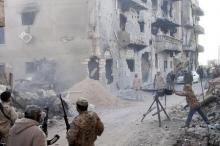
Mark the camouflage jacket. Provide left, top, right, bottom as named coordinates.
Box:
left=67, top=111, right=104, bottom=146
left=175, top=91, right=199, bottom=108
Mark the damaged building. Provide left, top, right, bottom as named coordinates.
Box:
left=0, top=0, right=204, bottom=91
left=90, top=0, right=204, bottom=90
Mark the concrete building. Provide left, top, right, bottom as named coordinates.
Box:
left=0, top=0, right=92, bottom=89
left=0, top=0, right=204, bottom=90
left=181, top=0, right=204, bottom=71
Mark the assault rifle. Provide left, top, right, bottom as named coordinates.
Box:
left=59, top=95, right=75, bottom=146
left=59, top=94, right=70, bottom=131
left=41, top=107, right=60, bottom=145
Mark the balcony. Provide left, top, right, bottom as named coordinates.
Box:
left=192, top=5, right=204, bottom=16
left=118, top=0, right=147, bottom=12
left=117, top=31, right=147, bottom=50
left=197, top=45, right=204, bottom=53
left=194, top=25, right=205, bottom=34
left=155, top=35, right=182, bottom=52
left=183, top=44, right=196, bottom=52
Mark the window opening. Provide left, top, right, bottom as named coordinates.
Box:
left=126, top=59, right=135, bottom=72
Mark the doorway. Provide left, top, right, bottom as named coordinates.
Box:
left=141, top=52, right=151, bottom=82
left=105, top=59, right=113, bottom=84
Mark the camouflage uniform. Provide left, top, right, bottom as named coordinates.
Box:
left=67, top=111, right=104, bottom=146
left=0, top=102, right=18, bottom=142
left=175, top=85, right=209, bottom=127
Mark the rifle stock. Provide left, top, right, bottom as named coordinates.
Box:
left=59, top=94, right=70, bottom=131
left=42, top=107, right=49, bottom=136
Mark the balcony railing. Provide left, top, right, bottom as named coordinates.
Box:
left=117, top=31, right=147, bottom=50
left=194, top=25, right=205, bottom=34
left=155, top=35, right=182, bottom=52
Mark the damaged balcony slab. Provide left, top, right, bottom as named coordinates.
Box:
left=194, top=24, right=205, bottom=34
left=119, top=0, right=147, bottom=12
left=118, top=31, right=147, bottom=50
left=192, top=5, right=204, bottom=16
left=183, top=45, right=197, bottom=52
left=155, top=35, right=181, bottom=53
left=197, top=44, right=204, bottom=53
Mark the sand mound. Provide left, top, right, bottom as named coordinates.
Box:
left=65, top=79, right=118, bottom=106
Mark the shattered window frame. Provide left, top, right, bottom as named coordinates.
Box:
left=126, top=59, right=135, bottom=72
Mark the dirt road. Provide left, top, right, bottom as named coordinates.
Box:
left=49, top=91, right=186, bottom=146
left=49, top=84, right=203, bottom=146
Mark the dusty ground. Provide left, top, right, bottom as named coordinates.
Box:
left=48, top=84, right=203, bottom=146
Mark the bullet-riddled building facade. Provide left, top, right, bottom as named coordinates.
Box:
left=0, top=0, right=204, bottom=90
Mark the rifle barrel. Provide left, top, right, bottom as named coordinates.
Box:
left=59, top=94, right=70, bottom=131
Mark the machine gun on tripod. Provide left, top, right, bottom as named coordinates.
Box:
left=141, top=89, right=172, bottom=127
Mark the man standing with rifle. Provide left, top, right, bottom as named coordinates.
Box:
left=60, top=96, right=104, bottom=146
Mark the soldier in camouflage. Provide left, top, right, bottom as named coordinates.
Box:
left=67, top=98, right=104, bottom=146
left=174, top=84, right=209, bottom=127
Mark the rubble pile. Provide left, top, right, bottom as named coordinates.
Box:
left=66, top=79, right=118, bottom=107
left=172, top=95, right=220, bottom=146
left=12, top=90, right=66, bottom=116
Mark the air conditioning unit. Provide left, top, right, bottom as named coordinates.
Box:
left=19, top=32, right=33, bottom=43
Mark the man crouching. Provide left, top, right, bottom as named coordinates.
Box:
left=7, top=105, right=47, bottom=146
left=67, top=98, right=104, bottom=146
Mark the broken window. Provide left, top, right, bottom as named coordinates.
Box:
left=105, top=59, right=113, bottom=84
left=21, top=11, right=37, bottom=25
left=141, top=53, right=150, bottom=82
left=169, top=2, right=173, bottom=18
left=26, top=62, right=37, bottom=73
left=138, top=21, right=145, bottom=33
left=161, top=0, right=169, bottom=17
left=151, top=0, right=158, bottom=10
left=126, top=59, right=135, bottom=72
left=155, top=54, right=158, bottom=68
left=186, top=52, right=189, bottom=57
left=170, top=61, right=173, bottom=68
left=164, top=60, right=167, bottom=71
left=0, top=27, right=5, bottom=44
left=88, top=56, right=100, bottom=80
left=120, top=14, right=127, bottom=31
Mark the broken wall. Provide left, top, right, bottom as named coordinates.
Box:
left=0, top=0, right=92, bottom=89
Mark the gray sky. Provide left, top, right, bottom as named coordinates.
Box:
left=199, top=0, right=220, bottom=65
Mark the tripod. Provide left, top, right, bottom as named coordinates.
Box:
left=141, top=91, right=170, bottom=127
